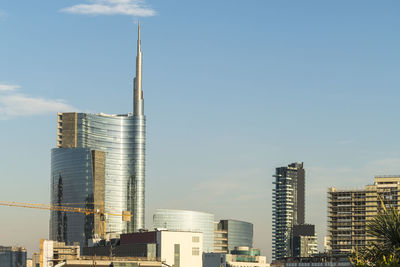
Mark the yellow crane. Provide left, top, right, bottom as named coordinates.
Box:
left=0, top=201, right=131, bottom=239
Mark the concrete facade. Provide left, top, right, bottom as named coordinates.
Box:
left=328, top=175, right=400, bottom=255
left=40, top=239, right=80, bottom=267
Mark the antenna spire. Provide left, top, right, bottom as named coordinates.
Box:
left=134, top=21, right=143, bottom=116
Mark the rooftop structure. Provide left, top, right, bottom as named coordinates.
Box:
left=203, top=247, right=270, bottom=267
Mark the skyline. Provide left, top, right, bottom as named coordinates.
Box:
left=2, top=0, right=400, bottom=260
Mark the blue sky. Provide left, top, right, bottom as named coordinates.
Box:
left=1, top=0, right=400, bottom=259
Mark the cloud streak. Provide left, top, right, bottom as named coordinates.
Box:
left=61, top=0, right=156, bottom=17
left=0, top=84, right=20, bottom=92
left=0, top=84, right=77, bottom=119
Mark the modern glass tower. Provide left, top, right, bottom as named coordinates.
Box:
left=50, top=24, right=146, bottom=246
left=217, top=220, right=253, bottom=253
left=272, top=162, right=305, bottom=260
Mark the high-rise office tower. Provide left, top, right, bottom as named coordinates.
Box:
left=50, top=24, right=146, bottom=246
left=272, top=162, right=305, bottom=260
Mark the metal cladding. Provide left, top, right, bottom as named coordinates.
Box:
left=132, top=21, right=146, bottom=231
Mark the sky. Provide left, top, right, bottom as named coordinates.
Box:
left=1, top=0, right=400, bottom=260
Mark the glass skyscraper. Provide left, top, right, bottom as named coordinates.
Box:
left=272, top=162, right=305, bottom=260
left=50, top=24, right=146, bottom=246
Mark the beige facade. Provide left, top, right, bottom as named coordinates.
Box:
left=159, top=231, right=203, bottom=267
left=328, top=175, right=400, bottom=254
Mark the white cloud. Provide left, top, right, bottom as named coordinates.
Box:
left=61, top=0, right=156, bottom=17
left=0, top=84, right=20, bottom=92
left=0, top=84, right=77, bottom=119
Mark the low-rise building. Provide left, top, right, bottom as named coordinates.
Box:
left=271, top=253, right=351, bottom=267
left=0, top=246, right=27, bottom=267
left=53, top=256, right=164, bottom=267
left=84, top=230, right=203, bottom=267
left=203, top=247, right=269, bottom=267
left=40, top=239, right=80, bottom=267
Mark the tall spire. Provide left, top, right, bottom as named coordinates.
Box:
left=134, top=21, right=143, bottom=116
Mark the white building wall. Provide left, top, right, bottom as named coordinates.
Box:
left=40, top=239, right=53, bottom=267
left=159, top=231, right=203, bottom=267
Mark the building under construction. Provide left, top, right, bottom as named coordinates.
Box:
left=327, top=175, right=400, bottom=254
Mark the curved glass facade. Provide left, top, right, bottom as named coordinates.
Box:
left=223, top=220, right=253, bottom=252
left=50, top=112, right=146, bottom=245
left=78, top=113, right=146, bottom=233
left=153, top=209, right=215, bottom=252
left=50, top=148, right=95, bottom=246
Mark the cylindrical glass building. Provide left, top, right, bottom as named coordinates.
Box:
left=153, top=209, right=215, bottom=252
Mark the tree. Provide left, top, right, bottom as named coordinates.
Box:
left=350, top=199, right=400, bottom=266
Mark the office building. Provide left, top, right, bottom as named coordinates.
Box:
left=50, top=23, right=146, bottom=246
left=84, top=230, right=203, bottom=267
left=203, top=247, right=269, bottom=267
left=289, top=224, right=318, bottom=257
left=153, top=209, right=215, bottom=252
left=0, top=246, right=27, bottom=267
left=214, top=220, right=253, bottom=253
left=327, top=175, right=400, bottom=255
left=272, top=162, right=305, bottom=260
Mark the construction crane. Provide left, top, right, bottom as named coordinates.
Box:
left=0, top=201, right=131, bottom=239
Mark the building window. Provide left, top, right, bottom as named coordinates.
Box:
left=192, top=247, right=200, bottom=256
left=192, top=236, right=200, bottom=243
left=174, top=244, right=180, bottom=267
